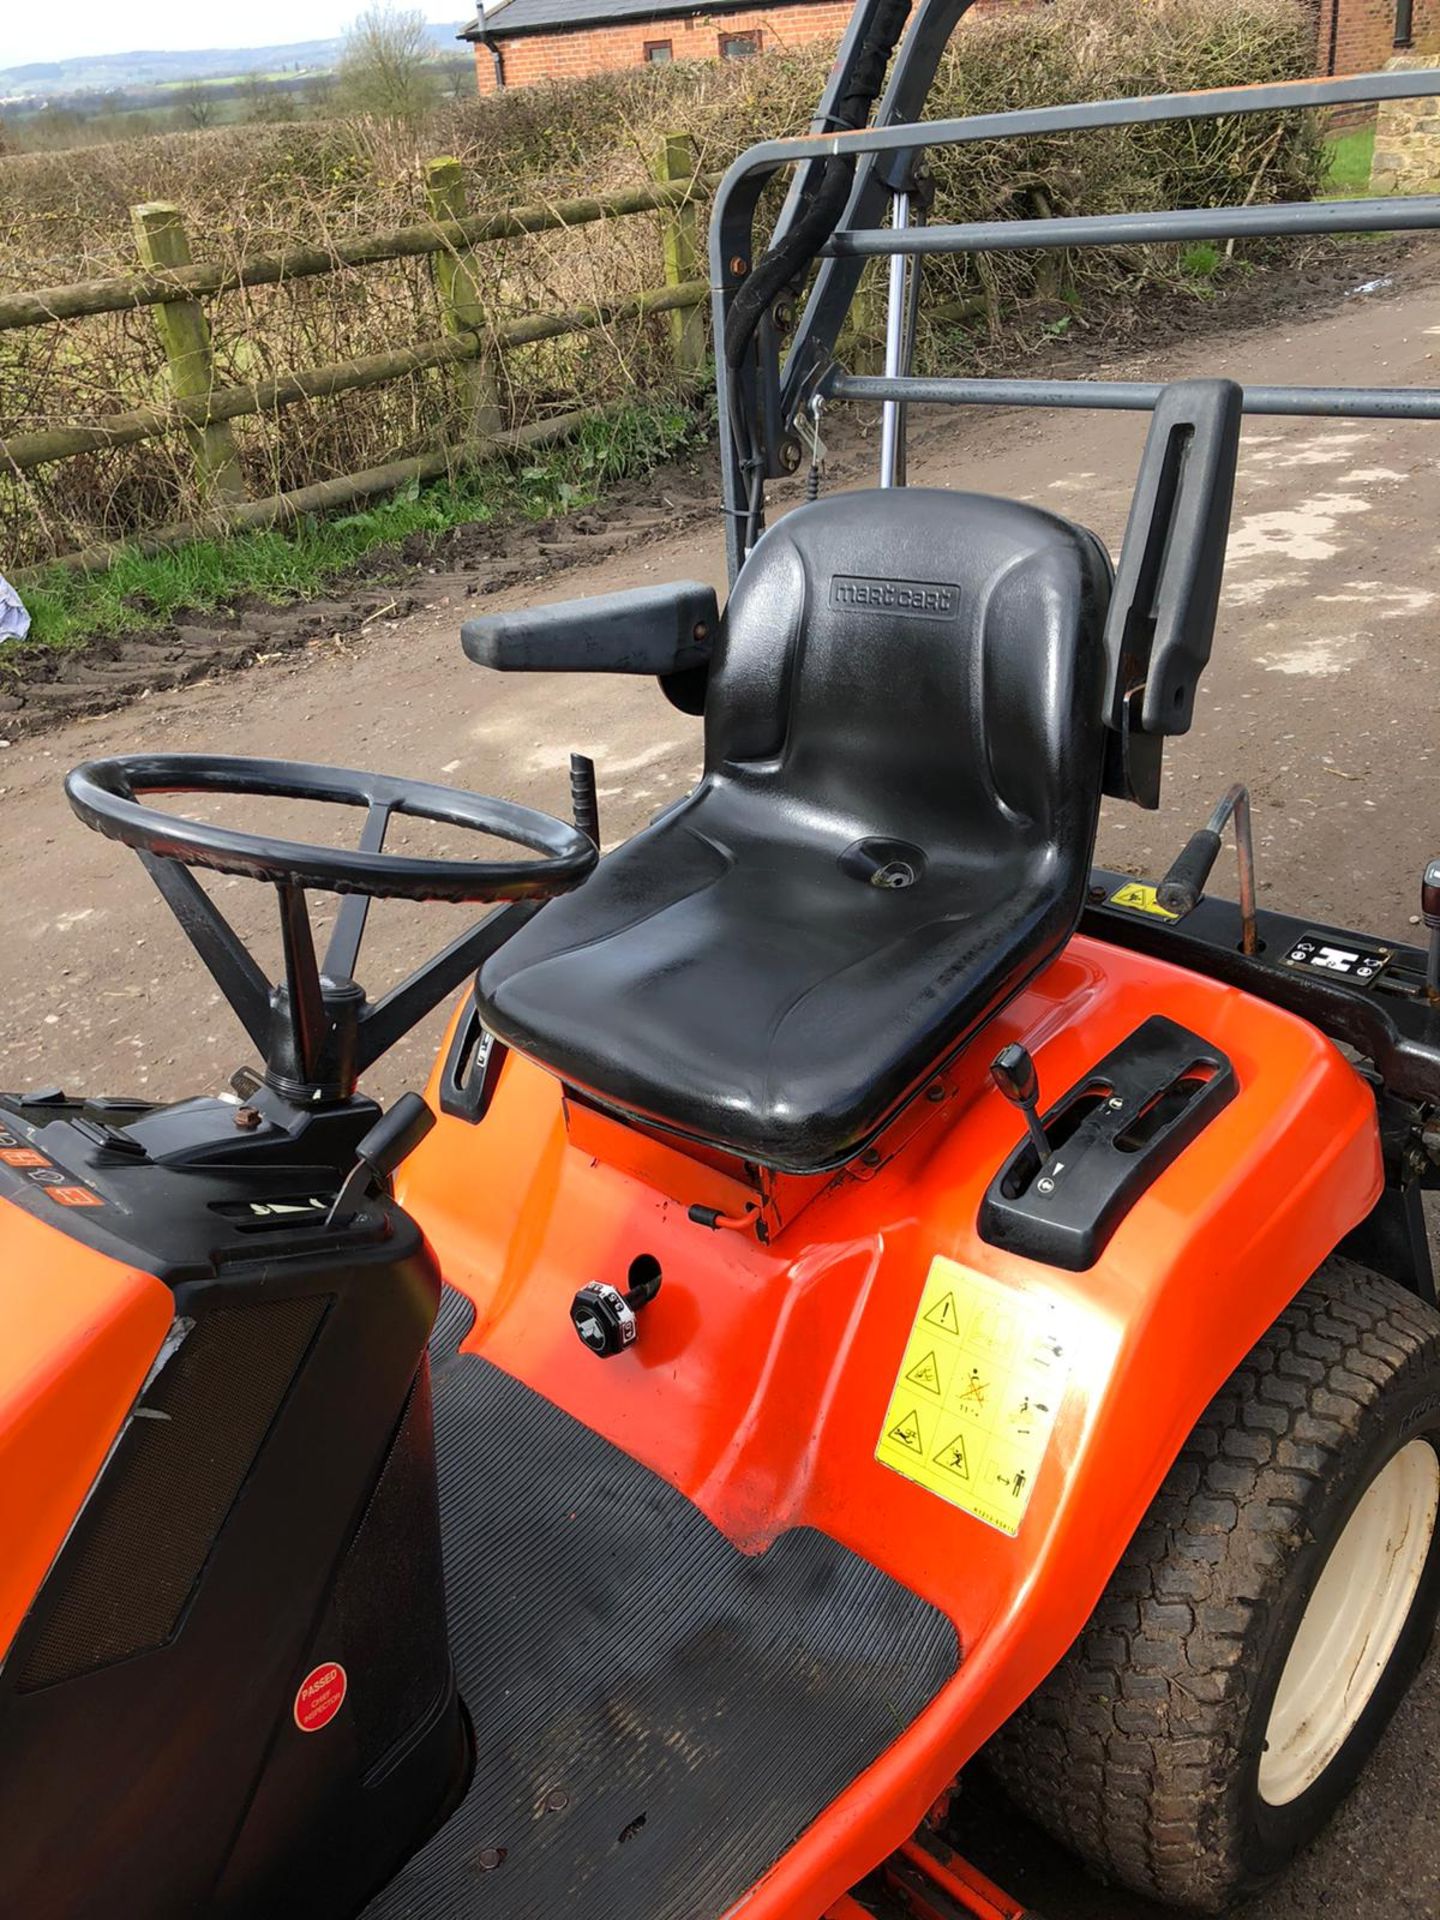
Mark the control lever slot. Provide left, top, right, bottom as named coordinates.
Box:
left=980, top=1016, right=1236, bottom=1270
left=997, top=1086, right=1113, bottom=1200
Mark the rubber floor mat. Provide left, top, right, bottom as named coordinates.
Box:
left=364, top=1300, right=959, bottom=1920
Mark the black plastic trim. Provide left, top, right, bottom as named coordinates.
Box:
left=1083, top=870, right=1440, bottom=1107
left=437, top=999, right=508, bottom=1124
left=979, top=1015, right=1237, bottom=1269
left=462, top=580, right=717, bottom=677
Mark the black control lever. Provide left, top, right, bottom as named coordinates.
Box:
left=1157, top=781, right=1258, bottom=956
left=325, top=1092, right=435, bottom=1228
left=991, top=1043, right=1051, bottom=1165
left=1423, top=858, right=1440, bottom=1007
left=570, top=751, right=600, bottom=848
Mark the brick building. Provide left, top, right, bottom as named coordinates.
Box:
left=460, top=0, right=1440, bottom=94
left=1317, top=0, right=1439, bottom=75
left=460, top=0, right=859, bottom=94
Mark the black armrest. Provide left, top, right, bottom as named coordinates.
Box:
left=462, top=581, right=718, bottom=676
left=1102, top=377, right=1242, bottom=739
left=1100, top=377, right=1243, bottom=808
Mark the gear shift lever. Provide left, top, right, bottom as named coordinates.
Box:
left=991, top=1042, right=1051, bottom=1164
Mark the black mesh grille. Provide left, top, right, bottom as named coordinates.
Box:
left=16, top=1294, right=327, bottom=1692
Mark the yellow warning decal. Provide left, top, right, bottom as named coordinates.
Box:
left=875, top=1255, right=1074, bottom=1537
left=1107, top=881, right=1179, bottom=921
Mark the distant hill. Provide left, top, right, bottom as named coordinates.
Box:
left=0, top=26, right=465, bottom=99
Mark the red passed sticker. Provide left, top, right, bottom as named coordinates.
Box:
left=294, top=1662, right=347, bottom=1733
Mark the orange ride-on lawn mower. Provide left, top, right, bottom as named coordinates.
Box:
left=7, top=17, right=1440, bottom=1920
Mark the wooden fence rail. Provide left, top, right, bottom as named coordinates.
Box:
left=0, top=170, right=724, bottom=332
left=5, top=281, right=708, bottom=473
left=3, top=136, right=719, bottom=574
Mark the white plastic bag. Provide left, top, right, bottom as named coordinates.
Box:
left=0, top=572, right=31, bottom=644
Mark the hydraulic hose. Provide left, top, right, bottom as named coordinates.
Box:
left=723, top=0, right=913, bottom=376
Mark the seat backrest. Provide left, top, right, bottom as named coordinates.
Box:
left=703, top=488, right=1113, bottom=859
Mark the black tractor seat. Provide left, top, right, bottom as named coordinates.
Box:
left=478, top=488, right=1113, bottom=1173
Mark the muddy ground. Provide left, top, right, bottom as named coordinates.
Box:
left=3, top=249, right=1439, bottom=1916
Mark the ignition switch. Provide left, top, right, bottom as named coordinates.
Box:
left=569, top=1256, right=662, bottom=1359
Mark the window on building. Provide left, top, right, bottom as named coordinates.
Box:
left=643, top=39, right=673, bottom=62
left=719, top=29, right=762, bottom=58
left=1395, top=0, right=1415, bottom=46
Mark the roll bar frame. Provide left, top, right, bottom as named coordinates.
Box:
left=710, top=14, right=1440, bottom=578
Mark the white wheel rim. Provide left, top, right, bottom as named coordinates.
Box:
left=1260, top=1437, right=1439, bottom=1807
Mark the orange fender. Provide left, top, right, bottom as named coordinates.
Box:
left=402, top=931, right=1381, bottom=1918
left=0, top=1202, right=172, bottom=1659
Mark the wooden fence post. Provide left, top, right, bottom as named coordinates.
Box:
left=424, top=156, right=502, bottom=442
left=656, top=133, right=706, bottom=376
left=131, top=202, right=246, bottom=505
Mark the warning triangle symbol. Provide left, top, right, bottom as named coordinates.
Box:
left=905, top=1349, right=942, bottom=1395
left=932, top=1432, right=971, bottom=1480
left=923, top=1292, right=961, bottom=1336
left=887, top=1408, right=924, bottom=1454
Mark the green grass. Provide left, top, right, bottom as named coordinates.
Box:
left=19, top=396, right=710, bottom=655
left=1324, top=127, right=1377, bottom=200
left=1180, top=241, right=1223, bottom=281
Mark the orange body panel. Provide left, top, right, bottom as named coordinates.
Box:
left=401, top=931, right=1382, bottom=1920
left=0, top=1200, right=173, bottom=1659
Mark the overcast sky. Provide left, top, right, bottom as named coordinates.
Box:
left=6, top=3, right=472, bottom=70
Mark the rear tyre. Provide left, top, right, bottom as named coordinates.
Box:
left=985, top=1256, right=1440, bottom=1912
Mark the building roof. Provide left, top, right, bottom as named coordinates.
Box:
left=459, top=0, right=795, bottom=39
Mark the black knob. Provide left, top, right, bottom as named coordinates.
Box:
left=570, top=1282, right=636, bottom=1358
left=990, top=1042, right=1051, bottom=1164
left=570, top=1256, right=664, bottom=1358
left=991, top=1042, right=1039, bottom=1109
left=325, top=1091, right=435, bottom=1228
left=1423, top=858, right=1440, bottom=932
left=355, top=1092, right=435, bottom=1181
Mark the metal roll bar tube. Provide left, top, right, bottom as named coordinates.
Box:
left=825, top=195, right=1440, bottom=258
left=711, top=53, right=1440, bottom=575
left=822, top=375, right=1440, bottom=422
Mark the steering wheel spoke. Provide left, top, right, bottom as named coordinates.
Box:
left=355, top=901, right=538, bottom=1076
left=137, top=850, right=272, bottom=1053
left=323, top=800, right=392, bottom=985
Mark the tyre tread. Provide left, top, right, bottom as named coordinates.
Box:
left=985, top=1258, right=1440, bottom=1910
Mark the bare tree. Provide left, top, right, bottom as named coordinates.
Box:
left=239, top=74, right=299, bottom=123
left=302, top=70, right=339, bottom=117
left=443, top=56, right=474, bottom=103
left=175, top=81, right=219, bottom=131
left=337, top=6, right=439, bottom=120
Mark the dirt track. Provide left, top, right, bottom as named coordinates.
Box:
left=3, top=256, right=1439, bottom=1916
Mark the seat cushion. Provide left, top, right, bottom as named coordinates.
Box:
left=479, top=489, right=1111, bottom=1172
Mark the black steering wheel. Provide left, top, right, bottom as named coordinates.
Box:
left=64, top=753, right=595, bottom=902
left=63, top=753, right=598, bottom=1104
